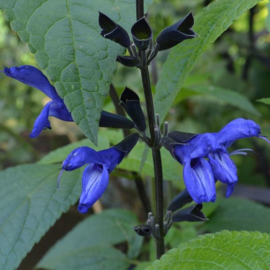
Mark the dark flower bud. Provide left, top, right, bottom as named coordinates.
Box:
left=99, top=111, right=134, bottom=129
left=156, top=12, right=197, bottom=51
left=131, top=17, right=152, bottom=51
left=116, top=55, right=140, bottom=67
left=99, top=12, right=131, bottom=48
left=134, top=224, right=152, bottom=236
left=167, top=189, right=193, bottom=212
left=120, top=87, right=146, bottom=131
left=168, top=130, right=197, bottom=144
left=113, top=133, right=140, bottom=156
left=172, top=204, right=207, bottom=222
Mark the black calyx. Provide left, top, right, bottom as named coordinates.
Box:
left=172, top=204, right=207, bottom=223
left=131, top=17, right=152, bottom=51
left=99, top=12, right=131, bottom=48
left=134, top=224, right=152, bottom=236
left=120, top=87, right=146, bottom=132
left=113, top=133, right=140, bottom=156
left=116, top=55, right=140, bottom=67
left=156, top=12, right=197, bottom=51
left=167, top=189, right=193, bottom=212
left=168, top=130, right=197, bottom=144
left=99, top=111, right=134, bottom=129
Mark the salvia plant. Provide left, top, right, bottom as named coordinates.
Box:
left=0, top=0, right=270, bottom=269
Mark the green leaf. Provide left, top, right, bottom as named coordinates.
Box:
left=147, top=231, right=270, bottom=270
left=204, top=198, right=270, bottom=233
left=176, top=86, right=260, bottom=116
left=39, top=246, right=131, bottom=270
left=37, top=209, right=142, bottom=270
left=154, top=0, right=262, bottom=122
left=0, top=0, right=152, bottom=144
left=0, top=164, right=81, bottom=270
left=135, top=262, right=152, bottom=270
left=257, top=98, right=270, bottom=106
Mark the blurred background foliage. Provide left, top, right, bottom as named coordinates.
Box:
left=1, top=0, right=270, bottom=269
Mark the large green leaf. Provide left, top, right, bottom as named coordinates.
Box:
left=176, top=86, right=260, bottom=116
left=37, top=209, right=142, bottom=270
left=0, top=164, right=81, bottom=270
left=0, top=0, right=151, bottom=145
left=204, top=198, right=270, bottom=233
left=154, top=0, right=262, bottom=122
left=147, top=231, right=270, bottom=270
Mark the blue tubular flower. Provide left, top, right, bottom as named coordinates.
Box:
left=3, top=65, right=135, bottom=137
left=163, top=118, right=270, bottom=204
left=60, top=134, right=139, bottom=213
left=4, top=65, right=73, bottom=138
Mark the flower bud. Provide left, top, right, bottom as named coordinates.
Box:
left=172, top=204, right=207, bottom=222
left=131, top=17, right=152, bottom=51
left=99, top=12, right=131, bottom=48
left=120, top=87, right=146, bottom=131
left=156, top=12, right=197, bottom=51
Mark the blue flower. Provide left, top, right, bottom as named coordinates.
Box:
left=4, top=65, right=73, bottom=138
left=60, top=134, right=139, bottom=213
left=166, top=118, right=269, bottom=204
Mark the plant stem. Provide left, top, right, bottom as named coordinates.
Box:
left=136, top=0, right=165, bottom=258
left=136, top=0, right=144, bottom=20
left=140, top=60, right=165, bottom=258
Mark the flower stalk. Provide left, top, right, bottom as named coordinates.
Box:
left=136, top=0, right=165, bottom=257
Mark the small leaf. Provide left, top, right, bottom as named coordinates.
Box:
left=147, top=231, right=270, bottom=270
left=204, top=198, right=270, bottom=233
left=257, top=98, right=270, bottom=106
left=37, top=209, right=143, bottom=269
left=0, top=164, right=81, bottom=270
left=154, top=0, right=262, bottom=123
